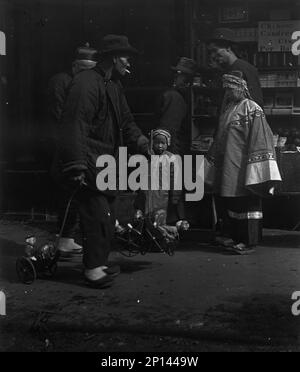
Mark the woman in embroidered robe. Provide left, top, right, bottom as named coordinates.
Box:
left=206, top=71, right=281, bottom=254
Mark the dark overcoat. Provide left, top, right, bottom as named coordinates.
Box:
left=156, top=88, right=188, bottom=154
left=58, top=66, right=147, bottom=191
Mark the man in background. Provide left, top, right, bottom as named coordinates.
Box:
left=156, top=57, right=198, bottom=154
left=156, top=57, right=198, bottom=223
left=207, top=28, right=264, bottom=108
left=47, top=44, right=98, bottom=256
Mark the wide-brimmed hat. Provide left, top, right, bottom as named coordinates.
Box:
left=208, top=28, right=237, bottom=44
left=100, top=34, right=138, bottom=56
left=75, top=44, right=98, bottom=62
left=171, top=57, right=198, bottom=75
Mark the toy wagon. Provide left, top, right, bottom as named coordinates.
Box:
left=16, top=236, right=60, bottom=284
left=16, top=184, right=82, bottom=284
left=115, top=209, right=189, bottom=257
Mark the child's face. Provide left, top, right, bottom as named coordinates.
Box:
left=153, top=135, right=168, bottom=155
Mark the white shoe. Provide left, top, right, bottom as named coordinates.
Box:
left=84, top=267, right=114, bottom=288
left=57, top=238, right=82, bottom=253
left=84, top=267, right=107, bottom=281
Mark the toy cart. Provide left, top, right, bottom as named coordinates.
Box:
left=16, top=184, right=81, bottom=284
left=115, top=210, right=189, bottom=257
left=16, top=236, right=60, bottom=284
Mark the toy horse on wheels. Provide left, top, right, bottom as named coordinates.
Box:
left=16, top=184, right=81, bottom=284
left=16, top=236, right=60, bottom=284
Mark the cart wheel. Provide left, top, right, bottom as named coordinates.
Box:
left=16, top=257, right=37, bottom=284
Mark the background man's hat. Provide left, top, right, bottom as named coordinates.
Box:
left=100, top=35, right=138, bottom=55
left=75, top=43, right=98, bottom=61
left=171, top=57, right=198, bottom=75
left=208, top=28, right=237, bottom=44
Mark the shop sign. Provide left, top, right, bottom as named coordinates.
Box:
left=258, top=20, right=300, bottom=52
left=219, top=5, right=248, bottom=23
left=233, top=27, right=257, bottom=42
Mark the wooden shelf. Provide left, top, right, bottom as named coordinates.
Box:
left=192, top=113, right=300, bottom=118
left=192, top=86, right=219, bottom=93
left=262, top=86, right=300, bottom=90
left=125, top=86, right=166, bottom=92
left=197, top=67, right=221, bottom=74
left=192, top=114, right=216, bottom=119
left=189, top=0, right=300, bottom=156
left=266, top=114, right=300, bottom=118
left=259, top=67, right=299, bottom=72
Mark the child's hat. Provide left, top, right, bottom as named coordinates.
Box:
left=153, top=129, right=171, bottom=146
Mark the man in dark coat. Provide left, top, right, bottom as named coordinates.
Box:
left=47, top=44, right=98, bottom=149
left=156, top=57, right=198, bottom=155
left=47, top=45, right=98, bottom=257
left=207, top=28, right=264, bottom=108
left=58, top=35, right=149, bottom=287
left=156, top=57, right=198, bottom=223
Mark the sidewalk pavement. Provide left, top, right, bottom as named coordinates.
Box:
left=0, top=220, right=300, bottom=352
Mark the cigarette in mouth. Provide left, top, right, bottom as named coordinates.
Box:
left=125, top=69, right=131, bottom=74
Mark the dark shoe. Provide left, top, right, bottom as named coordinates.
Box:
left=103, top=264, right=121, bottom=278
left=214, top=236, right=235, bottom=247
left=84, top=274, right=114, bottom=288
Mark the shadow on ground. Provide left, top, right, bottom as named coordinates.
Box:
left=0, top=238, right=24, bottom=257
left=2, top=292, right=299, bottom=352
left=0, top=238, right=25, bottom=283
left=262, top=233, right=300, bottom=249
left=203, top=293, right=300, bottom=346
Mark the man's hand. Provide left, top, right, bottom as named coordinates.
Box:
left=140, top=142, right=152, bottom=160
left=137, top=135, right=151, bottom=159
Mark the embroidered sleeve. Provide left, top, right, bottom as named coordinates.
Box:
left=245, top=105, right=282, bottom=195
